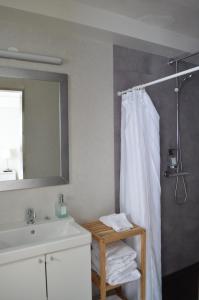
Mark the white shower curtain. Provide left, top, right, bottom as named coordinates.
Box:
left=120, top=89, right=162, bottom=300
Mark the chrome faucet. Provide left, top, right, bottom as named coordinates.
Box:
left=26, top=208, right=36, bottom=224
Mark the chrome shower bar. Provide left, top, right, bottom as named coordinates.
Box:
left=169, top=51, right=199, bottom=65
left=117, top=65, right=199, bottom=96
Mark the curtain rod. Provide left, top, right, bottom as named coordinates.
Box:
left=117, top=65, right=199, bottom=96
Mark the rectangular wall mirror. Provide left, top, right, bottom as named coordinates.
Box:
left=0, top=67, right=68, bottom=191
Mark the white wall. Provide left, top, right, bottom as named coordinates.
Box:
left=0, top=7, right=115, bottom=225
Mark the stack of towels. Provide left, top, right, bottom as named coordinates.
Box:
left=91, top=240, right=140, bottom=286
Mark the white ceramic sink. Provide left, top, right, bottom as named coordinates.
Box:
left=0, top=216, right=91, bottom=265
left=0, top=217, right=80, bottom=249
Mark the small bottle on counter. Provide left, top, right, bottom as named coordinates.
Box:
left=55, top=194, right=68, bottom=218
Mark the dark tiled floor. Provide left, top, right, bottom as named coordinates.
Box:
left=162, top=263, right=199, bottom=300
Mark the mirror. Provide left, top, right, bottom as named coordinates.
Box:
left=0, top=67, right=68, bottom=191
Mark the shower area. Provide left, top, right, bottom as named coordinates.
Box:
left=114, top=46, right=199, bottom=299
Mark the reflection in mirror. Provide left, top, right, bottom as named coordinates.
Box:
left=0, top=90, right=23, bottom=180
left=0, top=67, right=68, bottom=191
left=0, top=78, right=60, bottom=181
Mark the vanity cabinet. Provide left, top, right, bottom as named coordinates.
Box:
left=0, top=255, right=46, bottom=300
left=0, top=245, right=91, bottom=300
left=46, top=245, right=91, bottom=300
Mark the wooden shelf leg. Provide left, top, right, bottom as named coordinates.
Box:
left=99, top=240, right=106, bottom=300
left=140, top=231, right=146, bottom=300
left=115, top=286, right=128, bottom=300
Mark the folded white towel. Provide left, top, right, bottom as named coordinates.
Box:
left=92, top=261, right=137, bottom=279
left=99, top=213, right=133, bottom=232
left=92, top=240, right=137, bottom=262
left=92, top=252, right=137, bottom=277
left=107, top=269, right=140, bottom=285
left=92, top=259, right=140, bottom=285
left=91, top=239, right=139, bottom=285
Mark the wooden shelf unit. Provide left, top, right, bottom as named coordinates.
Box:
left=83, top=220, right=146, bottom=300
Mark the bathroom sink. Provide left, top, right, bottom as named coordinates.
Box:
left=0, top=216, right=91, bottom=265
left=0, top=217, right=79, bottom=248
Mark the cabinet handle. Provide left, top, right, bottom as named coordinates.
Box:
left=47, top=256, right=60, bottom=263
left=38, top=258, right=44, bottom=264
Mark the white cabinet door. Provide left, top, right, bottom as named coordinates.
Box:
left=0, top=256, right=47, bottom=300
left=47, top=245, right=92, bottom=300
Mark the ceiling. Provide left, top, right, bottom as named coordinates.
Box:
left=0, top=0, right=198, bottom=58
left=75, top=0, right=199, bottom=38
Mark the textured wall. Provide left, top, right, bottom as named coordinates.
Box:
left=0, top=7, right=115, bottom=225
left=114, top=45, right=199, bottom=275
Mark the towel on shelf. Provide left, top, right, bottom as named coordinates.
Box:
left=92, top=258, right=138, bottom=280
left=92, top=252, right=137, bottom=278
left=92, top=257, right=140, bottom=285
left=99, top=213, right=133, bottom=232
left=91, top=240, right=140, bottom=285
left=107, top=268, right=140, bottom=286
left=92, top=240, right=137, bottom=262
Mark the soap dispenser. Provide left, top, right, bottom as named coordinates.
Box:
left=164, top=148, right=178, bottom=177
left=55, top=194, right=68, bottom=218
left=168, top=148, right=177, bottom=169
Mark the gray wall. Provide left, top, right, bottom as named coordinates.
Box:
left=114, top=45, right=199, bottom=275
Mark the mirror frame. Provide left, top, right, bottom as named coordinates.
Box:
left=0, top=66, right=69, bottom=191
